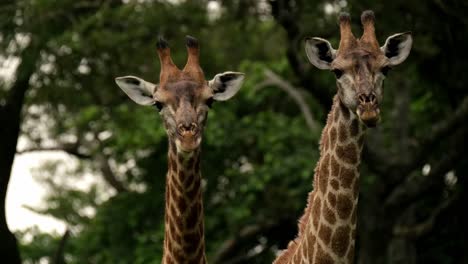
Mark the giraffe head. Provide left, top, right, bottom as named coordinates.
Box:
left=305, top=10, right=412, bottom=127
left=115, top=36, right=244, bottom=153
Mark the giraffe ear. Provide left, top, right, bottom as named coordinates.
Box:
left=115, top=76, right=157, bottom=105
left=208, top=71, right=245, bottom=101
left=381, top=32, right=413, bottom=66
left=305, top=37, right=337, bottom=70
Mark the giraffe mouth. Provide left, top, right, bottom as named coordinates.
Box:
left=356, top=105, right=380, bottom=127
left=175, top=135, right=202, bottom=153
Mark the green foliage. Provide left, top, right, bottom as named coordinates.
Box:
left=68, top=191, right=165, bottom=264
left=3, top=0, right=468, bottom=263
left=16, top=227, right=62, bottom=264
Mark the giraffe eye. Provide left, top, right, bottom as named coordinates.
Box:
left=154, top=101, right=163, bottom=112
left=206, top=97, right=214, bottom=108
left=332, top=69, right=343, bottom=78
left=381, top=66, right=391, bottom=76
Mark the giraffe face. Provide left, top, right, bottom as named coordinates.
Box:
left=330, top=46, right=389, bottom=127
left=115, top=36, right=245, bottom=153
left=305, top=11, right=412, bottom=127
left=155, top=79, right=213, bottom=153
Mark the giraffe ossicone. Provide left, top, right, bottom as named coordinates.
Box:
left=274, top=10, right=412, bottom=264
left=115, top=36, right=245, bottom=264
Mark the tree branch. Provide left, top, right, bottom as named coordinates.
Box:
left=212, top=216, right=296, bottom=264
left=366, top=95, right=468, bottom=187
left=212, top=221, right=276, bottom=264
left=93, top=134, right=128, bottom=194
left=96, top=153, right=128, bottom=193
left=16, top=143, right=128, bottom=193
left=16, top=145, right=91, bottom=159
left=385, top=126, right=467, bottom=208
left=406, top=95, right=468, bottom=170
left=5, top=44, right=41, bottom=116
left=268, top=0, right=332, bottom=110
left=52, top=228, right=70, bottom=264
left=393, top=190, right=459, bottom=238
left=256, top=69, right=320, bottom=132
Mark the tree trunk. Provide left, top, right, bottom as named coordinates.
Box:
left=0, top=137, right=22, bottom=263
left=0, top=95, right=24, bottom=264
left=0, top=43, right=40, bottom=264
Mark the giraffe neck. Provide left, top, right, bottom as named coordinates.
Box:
left=275, top=95, right=365, bottom=264
left=162, top=141, right=206, bottom=264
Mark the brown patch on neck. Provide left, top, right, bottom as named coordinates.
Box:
left=339, top=99, right=351, bottom=120
left=318, top=223, right=333, bottom=245
left=338, top=123, right=348, bottom=143
left=328, top=192, right=337, bottom=208
left=336, top=143, right=358, bottom=164
left=353, top=177, right=360, bottom=200
left=169, top=155, right=177, bottom=172
left=321, top=127, right=330, bottom=151
left=330, top=179, right=340, bottom=190
left=322, top=203, right=337, bottom=225
left=339, top=167, right=355, bottom=189
left=336, top=194, right=353, bottom=220
left=329, top=127, right=337, bottom=148
left=318, top=154, right=331, bottom=193
left=315, top=243, right=334, bottom=264
left=331, top=225, right=351, bottom=257
left=330, top=155, right=340, bottom=176
left=350, top=119, right=360, bottom=137
left=334, top=105, right=341, bottom=122
left=312, top=196, right=322, bottom=229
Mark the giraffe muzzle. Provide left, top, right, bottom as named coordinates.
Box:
left=356, top=93, right=380, bottom=127
left=175, top=123, right=201, bottom=152
left=356, top=104, right=380, bottom=127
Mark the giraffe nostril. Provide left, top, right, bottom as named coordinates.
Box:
left=358, top=94, right=368, bottom=104
left=189, top=123, right=198, bottom=133
left=358, top=93, right=377, bottom=104
left=177, top=123, right=199, bottom=135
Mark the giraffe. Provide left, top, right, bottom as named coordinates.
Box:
left=274, top=11, right=412, bottom=264
left=115, top=36, right=245, bottom=264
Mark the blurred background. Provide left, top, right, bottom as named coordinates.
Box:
left=1, top=0, right=467, bottom=263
